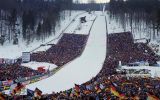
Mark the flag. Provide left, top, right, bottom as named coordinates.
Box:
left=2, top=80, right=12, bottom=87
left=11, top=83, right=25, bottom=95
left=34, top=88, right=42, bottom=98
left=105, top=87, right=110, bottom=92
left=119, top=94, right=125, bottom=99
left=74, top=91, right=80, bottom=97
left=27, top=89, right=34, bottom=97
left=0, top=92, right=5, bottom=100
left=147, top=93, right=159, bottom=100
left=96, top=88, right=101, bottom=93
left=110, top=85, right=120, bottom=97
left=3, top=86, right=10, bottom=90
left=74, top=84, right=80, bottom=92
left=110, top=85, right=126, bottom=99
left=95, top=85, right=101, bottom=93
left=16, top=83, right=25, bottom=92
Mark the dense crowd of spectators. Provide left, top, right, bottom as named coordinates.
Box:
left=1, top=32, right=160, bottom=99
left=31, top=33, right=88, bottom=66
left=0, top=33, right=88, bottom=95
left=0, top=63, right=43, bottom=81
left=43, top=32, right=160, bottom=99
left=108, top=32, right=159, bottom=65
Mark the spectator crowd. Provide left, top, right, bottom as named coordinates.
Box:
left=43, top=32, right=159, bottom=99
left=1, top=32, right=160, bottom=99
left=0, top=33, right=88, bottom=93
left=31, top=33, right=88, bottom=66
left=0, top=64, right=42, bottom=81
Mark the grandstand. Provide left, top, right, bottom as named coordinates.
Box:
left=108, top=32, right=158, bottom=65
left=108, top=32, right=134, bottom=54
left=31, top=33, right=88, bottom=66
left=2, top=31, right=160, bottom=99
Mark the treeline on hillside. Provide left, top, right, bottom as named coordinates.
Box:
left=0, top=0, right=73, bottom=11
left=0, top=0, right=73, bottom=45
left=72, top=3, right=109, bottom=11
left=109, top=0, right=160, bottom=39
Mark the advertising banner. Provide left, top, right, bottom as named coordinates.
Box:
left=22, top=52, right=30, bottom=63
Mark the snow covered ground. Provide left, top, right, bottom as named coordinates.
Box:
left=64, top=13, right=96, bottom=35
left=26, top=12, right=107, bottom=93
left=105, top=11, right=151, bottom=40
left=21, top=61, right=57, bottom=71
left=0, top=11, right=84, bottom=59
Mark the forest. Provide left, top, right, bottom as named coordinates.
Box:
left=0, top=0, right=72, bottom=45
left=109, top=0, right=160, bottom=40
left=1, top=0, right=160, bottom=45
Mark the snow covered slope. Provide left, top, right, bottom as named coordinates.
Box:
left=0, top=11, right=84, bottom=59
left=64, top=13, right=96, bottom=35
left=26, top=14, right=107, bottom=94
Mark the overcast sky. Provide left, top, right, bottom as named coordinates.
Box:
left=73, top=0, right=110, bottom=3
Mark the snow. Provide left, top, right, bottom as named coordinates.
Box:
left=21, top=61, right=58, bottom=71
left=64, top=13, right=96, bottom=35
left=0, top=11, right=84, bottom=59
left=105, top=11, right=149, bottom=40
left=134, top=39, right=147, bottom=43
left=26, top=12, right=106, bottom=94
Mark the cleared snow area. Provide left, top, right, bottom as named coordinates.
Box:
left=64, top=12, right=96, bottom=35
left=21, top=61, right=58, bottom=71
left=0, top=11, right=84, bottom=59
left=26, top=13, right=106, bottom=93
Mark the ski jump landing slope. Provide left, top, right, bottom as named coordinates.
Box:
left=27, top=15, right=107, bottom=94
